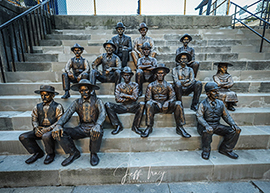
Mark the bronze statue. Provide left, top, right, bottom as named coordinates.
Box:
left=176, top=34, right=200, bottom=78
left=111, top=22, right=132, bottom=68
left=143, top=63, right=191, bottom=138
left=19, top=85, right=64, bottom=164
left=62, top=43, right=90, bottom=99
left=52, top=79, right=106, bottom=166
left=105, top=67, right=144, bottom=135
left=213, top=62, right=238, bottom=111
left=196, top=82, right=241, bottom=160
left=90, top=40, right=121, bottom=89
left=135, top=42, right=157, bottom=96
left=173, top=51, right=202, bottom=111
left=131, top=23, right=157, bottom=66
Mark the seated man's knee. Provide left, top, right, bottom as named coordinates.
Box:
left=81, top=72, right=89, bottom=79
left=105, top=102, right=111, bottom=109
left=42, top=132, right=51, bottom=140
left=175, top=101, right=183, bottom=107
left=136, top=69, right=143, bottom=75
left=195, top=80, right=202, bottom=87
left=146, top=101, right=154, bottom=107
left=19, top=133, right=26, bottom=141
left=115, top=69, right=121, bottom=76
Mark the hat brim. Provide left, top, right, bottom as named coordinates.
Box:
left=70, top=83, right=100, bottom=91
left=138, top=27, right=148, bottom=31
left=180, top=35, right=192, bottom=42
left=34, top=90, right=59, bottom=95
left=121, top=71, right=134, bottom=76
left=175, top=52, right=192, bottom=62
left=214, top=62, right=233, bottom=67
left=103, top=43, right=116, bottom=50
left=71, top=47, right=84, bottom=52
left=153, top=67, right=170, bottom=74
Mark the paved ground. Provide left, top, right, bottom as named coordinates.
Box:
left=0, top=180, right=269, bottom=193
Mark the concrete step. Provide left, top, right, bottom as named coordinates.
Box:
left=1, top=81, right=270, bottom=96
left=0, top=107, right=269, bottom=131
left=1, top=126, right=270, bottom=155
left=0, top=149, right=270, bottom=187
left=45, top=34, right=91, bottom=40
left=0, top=93, right=269, bottom=111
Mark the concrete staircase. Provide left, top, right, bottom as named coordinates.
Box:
left=1, top=21, right=270, bottom=187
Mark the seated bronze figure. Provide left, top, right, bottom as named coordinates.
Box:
left=62, top=43, right=90, bottom=99
left=196, top=82, right=241, bottom=160
left=112, top=22, right=132, bottom=68
left=173, top=51, right=202, bottom=111
left=143, top=63, right=191, bottom=138
left=19, top=85, right=64, bottom=164
left=105, top=66, right=144, bottom=135
left=52, top=79, right=106, bottom=166
left=131, top=23, right=157, bottom=66
left=176, top=34, right=200, bottom=78
left=213, top=62, right=238, bottom=111
left=90, top=40, right=121, bottom=89
left=135, top=42, right=157, bottom=96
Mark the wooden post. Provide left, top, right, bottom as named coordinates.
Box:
left=226, top=0, right=231, bottom=15
left=184, top=0, right=187, bottom=15
left=94, top=0, right=97, bottom=16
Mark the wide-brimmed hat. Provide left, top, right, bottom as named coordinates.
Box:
left=175, top=51, right=192, bottom=62
left=205, top=82, right=220, bottom=93
left=103, top=40, right=116, bottom=51
left=34, top=85, right=59, bottom=95
left=71, top=79, right=100, bottom=91
left=71, top=43, right=84, bottom=52
left=115, top=22, right=125, bottom=29
left=153, top=63, right=170, bottom=74
left=180, top=33, right=192, bottom=42
left=138, top=22, right=148, bottom=31
left=214, top=62, right=233, bottom=67
left=121, top=66, right=134, bottom=76
left=141, top=42, right=152, bottom=50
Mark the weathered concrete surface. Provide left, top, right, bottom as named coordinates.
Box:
left=54, top=15, right=232, bottom=29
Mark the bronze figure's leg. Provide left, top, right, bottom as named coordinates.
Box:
left=131, top=101, right=145, bottom=135
left=105, top=102, right=125, bottom=135
left=135, top=69, right=145, bottom=96
left=121, top=50, right=129, bottom=68
left=61, top=72, right=71, bottom=99
left=142, top=101, right=159, bottom=138
left=19, top=131, right=44, bottom=164
left=188, top=61, right=200, bottom=78
left=89, top=132, right=103, bottom=166
left=42, top=131, right=55, bottom=164
left=197, top=123, right=213, bottom=160
left=174, top=82, right=184, bottom=102
left=191, top=81, right=202, bottom=111
left=131, top=50, right=139, bottom=67
left=114, top=69, right=122, bottom=89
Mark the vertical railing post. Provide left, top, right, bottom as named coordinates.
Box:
left=94, top=0, right=97, bottom=15
left=1, top=30, right=11, bottom=71
left=260, top=21, right=267, bottom=52
left=206, top=0, right=212, bottom=15
left=233, top=5, right=237, bottom=29
left=0, top=56, right=6, bottom=83
left=184, top=0, right=187, bottom=15
left=226, top=0, right=231, bottom=15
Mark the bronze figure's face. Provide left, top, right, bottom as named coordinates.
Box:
left=117, top=27, right=124, bottom=35
left=105, top=44, right=114, bottom=55
left=207, top=89, right=219, bottom=101
left=156, top=69, right=165, bottom=81
left=79, top=86, right=92, bottom=100
left=139, top=28, right=147, bottom=37
left=73, top=47, right=82, bottom=58
left=182, top=37, right=190, bottom=46
left=40, top=91, right=54, bottom=104
left=142, top=47, right=151, bottom=57
left=179, top=54, right=188, bottom=66
left=122, top=73, right=132, bottom=83
left=219, top=64, right=227, bottom=74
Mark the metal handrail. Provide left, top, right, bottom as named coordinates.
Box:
left=0, top=0, right=55, bottom=77
left=231, top=0, right=270, bottom=52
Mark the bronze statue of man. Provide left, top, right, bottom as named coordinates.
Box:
left=19, top=85, right=64, bottom=164
left=131, top=23, right=157, bottom=66
left=105, top=66, right=144, bottom=135
left=62, top=43, right=90, bottom=99
left=52, top=79, right=106, bottom=166
left=196, top=82, right=241, bottom=160
left=173, top=51, right=202, bottom=111
left=135, top=42, right=157, bottom=96
left=90, top=40, right=121, bottom=89
left=143, top=63, right=191, bottom=138
left=111, top=22, right=132, bottom=68
left=176, top=34, right=200, bottom=78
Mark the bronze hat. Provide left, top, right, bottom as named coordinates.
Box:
left=141, top=42, right=152, bottom=50
left=103, top=40, right=117, bottom=51
left=180, top=33, right=192, bottom=42
left=34, top=85, right=59, bottom=95
left=204, top=82, right=220, bottom=93
left=153, top=63, right=170, bottom=74
left=175, top=51, right=192, bottom=62
left=121, top=66, right=134, bottom=76
left=115, top=22, right=125, bottom=29
left=214, top=62, right=233, bottom=67
left=71, top=43, right=84, bottom=52
left=70, top=79, right=100, bottom=91
left=138, top=22, right=148, bottom=31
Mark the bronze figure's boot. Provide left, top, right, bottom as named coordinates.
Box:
left=141, top=126, right=153, bottom=138
left=176, top=126, right=191, bottom=138
left=61, top=151, right=80, bottom=166
left=25, top=151, right=44, bottom=164
left=90, top=153, right=100, bottom=166
left=61, top=91, right=70, bottom=99
left=44, top=153, right=55, bottom=165
left=111, top=125, right=123, bottom=135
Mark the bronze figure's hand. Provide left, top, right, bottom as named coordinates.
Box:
left=205, top=126, right=214, bottom=134
left=91, top=124, right=101, bottom=141
left=68, top=72, right=74, bottom=79
left=232, top=125, right=241, bottom=134
left=162, top=101, right=169, bottom=112
left=52, top=125, right=63, bottom=140
left=35, top=127, right=44, bottom=137
left=156, top=102, right=162, bottom=109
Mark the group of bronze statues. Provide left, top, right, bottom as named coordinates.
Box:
left=19, top=22, right=241, bottom=167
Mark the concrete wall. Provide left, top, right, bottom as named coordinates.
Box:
left=54, top=15, right=232, bottom=29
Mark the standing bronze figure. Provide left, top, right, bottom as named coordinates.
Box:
left=112, top=22, right=132, bottom=68
left=143, top=64, right=191, bottom=138
left=213, top=62, right=238, bottom=111
left=90, top=40, right=121, bottom=89
left=196, top=82, right=241, bottom=160
left=135, top=42, right=157, bottom=96
left=52, top=79, right=106, bottom=166
left=105, top=67, right=144, bottom=135
left=176, top=34, right=200, bottom=78
left=19, top=85, right=64, bottom=164
left=62, top=43, right=90, bottom=99
left=131, top=23, right=157, bottom=66
left=173, top=51, right=202, bottom=111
